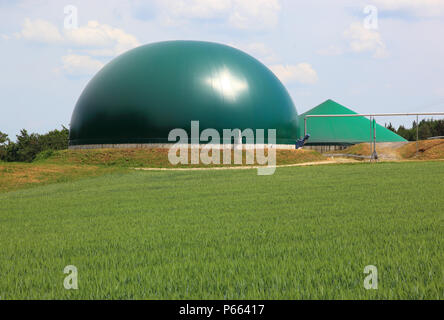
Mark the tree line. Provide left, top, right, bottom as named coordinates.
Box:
left=1, top=119, right=443, bottom=162
left=0, top=127, right=69, bottom=162
left=385, top=119, right=444, bottom=141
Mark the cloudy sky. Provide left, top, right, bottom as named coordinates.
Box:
left=1, top=0, right=444, bottom=138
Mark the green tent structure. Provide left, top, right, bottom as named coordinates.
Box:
left=298, top=99, right=407, bottom=146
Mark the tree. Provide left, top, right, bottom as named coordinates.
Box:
left=0, top=126, right=69, bottom=162
left=0, top=131, right=10, bottom=160
left=38, top=126, right=69, bottom=151
left=15, top=129, right=41, bottom=162
left=396, top=125, right=414, bottom=141
left=0, top=131, right=8, bottom=145
left=395, top=119, right=444, bottom=141
left=386, top=122, right=396, bottom=133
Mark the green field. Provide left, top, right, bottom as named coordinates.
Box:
left=0, top=161, right=443, bottom=299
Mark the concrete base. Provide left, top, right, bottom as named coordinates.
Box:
left=69, top=143, right=296, bottom=150
left=303, top=145, right=348, bottom=153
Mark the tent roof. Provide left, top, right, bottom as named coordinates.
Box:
left=298, top=99, right=407, bottom=145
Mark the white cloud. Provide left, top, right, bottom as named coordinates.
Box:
left=64, top=21, right=141, bottom=56
left=316, top=45, right=343, bottom=56
left=372, top=0, right=444, bottom=18
left=228, top=0, right=281, bottom=30
left=12, top=19, right=140, bottom=77
left=160, top=0, right=232, bottom=19
left=157, top=0, right=281, bottom=30
left=230, top=42, right=277, bottom=63
left=269, top=63, right=318, bottom=85
left=59, top=54, right=104, bottom=76
left=13, top=19, right=140, bottom=57
left=343, top=22, right=388, bottom=58
left=15, top=18, right=63, bottom=43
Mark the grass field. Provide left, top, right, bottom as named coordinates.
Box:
left=0, top=161, right=442, bottom=299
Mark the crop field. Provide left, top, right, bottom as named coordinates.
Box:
left=0, top=161, right=443, bottom=299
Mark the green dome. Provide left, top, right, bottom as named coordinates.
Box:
left=69, top=41, right=298, bottom=146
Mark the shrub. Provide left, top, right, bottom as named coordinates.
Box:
left=0, top=126, right=69, bottom=162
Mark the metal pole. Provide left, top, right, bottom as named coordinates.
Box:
left=304, top=117, right=307, bottom=136
left=305, top=112, right=444, bottom=118
left=373, top=118, right=377, bottom=161
left=416, top=114, right=419, bottom=157
left=369, top=116, right=373, bottom=161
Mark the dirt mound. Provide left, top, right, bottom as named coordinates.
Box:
left=330, top=139, right=444, bottom=160
left=398, top=139, right=444, bottom=159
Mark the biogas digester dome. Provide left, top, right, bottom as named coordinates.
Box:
left=69, top=41, right=299, bottom=147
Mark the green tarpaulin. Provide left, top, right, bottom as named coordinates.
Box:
left=298, top=99, right=406, bottom=145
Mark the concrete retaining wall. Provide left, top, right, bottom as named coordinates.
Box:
left=303, top=145, right=348, bottom=153
left=69, top=143, right=296, bottom=150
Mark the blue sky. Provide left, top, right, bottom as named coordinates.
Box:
left=1, top=0, right=444, bottom=139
